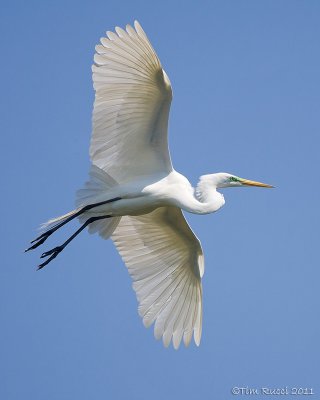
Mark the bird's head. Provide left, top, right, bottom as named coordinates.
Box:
left=213, top=173, right=274, bottom=189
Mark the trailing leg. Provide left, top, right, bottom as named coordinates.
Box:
left=25, top=197, right=121, bottom=252
left=37, top=215, right=112, bottom=270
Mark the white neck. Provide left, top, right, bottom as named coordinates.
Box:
left=181, top=174, right=226, bottom=215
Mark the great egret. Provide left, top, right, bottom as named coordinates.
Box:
left=26, top=21, right=273, bottom=349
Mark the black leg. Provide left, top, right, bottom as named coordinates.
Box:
left=25, top=196, right=121, bottom=252
left=37, top=215, right=111, bottom=270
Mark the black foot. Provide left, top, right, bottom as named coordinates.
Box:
left=37, top=246, right=63, bottom=270
left=25, top=230, right=52, bottom=252
left=41, top=246, right=63, bottom=258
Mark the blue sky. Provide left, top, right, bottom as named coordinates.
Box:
left=1, top=1, right=319, bottom=399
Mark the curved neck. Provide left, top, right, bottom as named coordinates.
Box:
left=196, top=174, right=225, bottom=212
left=176, top=175, right=225, bottom=214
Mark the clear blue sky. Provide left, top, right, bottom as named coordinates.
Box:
left=1, top=1, right=319, bottom=399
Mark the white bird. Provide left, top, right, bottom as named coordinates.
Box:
left=26, top=21, right=273, bottom=349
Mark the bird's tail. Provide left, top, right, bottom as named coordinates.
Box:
left=40, top=209, right=80, bottom=231
left=41, top=165, right=121, bottom=240
left=75, top=165, right=121, bottom=239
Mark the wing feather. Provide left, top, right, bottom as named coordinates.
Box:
left=112, top=207, right=203, bottom=349
left=91, top=21, right=173, bottom=183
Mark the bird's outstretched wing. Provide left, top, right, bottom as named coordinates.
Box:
left=91, top=21, right=173, bottom=183
left=112, top=207, right=204, bottom=349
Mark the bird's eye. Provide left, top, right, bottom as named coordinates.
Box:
left=229, top=177, right=238, bottom=182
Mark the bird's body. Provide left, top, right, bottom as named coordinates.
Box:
left=77, top=170, right=225, bottom=218
left=27, top=21, right=272, bottom=349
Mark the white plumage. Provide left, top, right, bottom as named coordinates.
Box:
left=87, top=22, right=204, bottom=348
left=113, top=207, right=203, bottom=349
left=27, top=21, right=273, bottom=349
left=91, top=21, right=172, bottom=181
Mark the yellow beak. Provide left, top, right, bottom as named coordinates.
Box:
left=240, top=178, right=274, bottom=188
